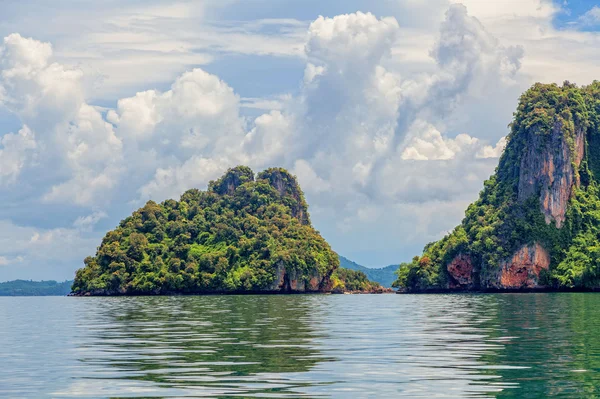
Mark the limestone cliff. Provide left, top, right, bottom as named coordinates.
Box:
left=395, top=81, right=600, bottom=291
left=517, top=122, right=585, bottom=228
left=490, top=243, right=550, bottom=289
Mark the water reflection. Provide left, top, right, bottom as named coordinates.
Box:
left=3, top=294, right=600, bottom=398
left=485, top=294, right=600, bottom=398
left=74, top=296, right=333, bottom=397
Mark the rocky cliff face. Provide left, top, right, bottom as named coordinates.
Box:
left=447, top=254, right=474, bottom=288
left=518, top=122, right=585, bottom=228
left=210, top=166, right=255, bottom=196
left=487, top=243, right=550, bottom=289
left=269, top=262, right=326, bottom=292
left=395, top=82, right=600, bottom=292
left=257, top=168, right=310, bottom=225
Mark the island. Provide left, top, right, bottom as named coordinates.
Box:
left=394, top=81, right=600, bottom=292
left=0, top=280, right=73, bottom=296
left=72, top=167, right=387, bottom=295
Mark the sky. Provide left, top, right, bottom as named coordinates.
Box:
left=1, top=0, right=600, bottom=281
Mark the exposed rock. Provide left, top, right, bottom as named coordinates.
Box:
left=210, top=166, right=255, bottom=195
left=257, top=168, right=310, bottom=225
left=518, top=122, right=585, bottom=228
left=447, top=254, right=474, bottom=288
left=496, top=243, right=550, bottom=289
left=269, top=262, right=324, bottom=292
left=308, top=276, right=320, bottom=291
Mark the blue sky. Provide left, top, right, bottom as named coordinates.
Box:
left=553, top=0, right=600, bottom=30
left=1, top=0, right=600, bottom=281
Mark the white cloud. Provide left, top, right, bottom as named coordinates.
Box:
left=477, top=136, right=507, bottom=159
left=579, top=6, right=600, bottom=27
left=243, top=110, right=292, bottom=167
left=0, top=125, right=36, bottom=184
left=0, top=34, right=124, bottom=206
left=305, top=12, right=400, bottom=69
left=292, top=159, right=331, bottom=194
left=0, top=255, right=24, bottom=267
left=401, top=120, right=479, bottom=161
left=0, top=34, right=84, bottom=128
left=426, top=4, right=524, bottom=114
left=43, top=104, right=123, bottom=205
left=0, top=218, right=100, bottom=278
left=72, top=211, right=108, bottom=231
left=139, top=156, right=229, bottom=200
left=110, top=68, right=244, bottom=154
left=13, top=3, right=305, bottom=100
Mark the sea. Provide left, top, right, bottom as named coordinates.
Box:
left=2, top=293, right=600, bottom=398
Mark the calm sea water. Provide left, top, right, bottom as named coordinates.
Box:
left=1, top=293, right=600, bottom=398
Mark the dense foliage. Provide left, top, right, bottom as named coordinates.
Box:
left=0, top=280, right=73, bottom=296
left=394, top=81, right=600, bottom=290
left=72, top=167, right=346, bottom=295
left=330, top=267, right=386, bottom=293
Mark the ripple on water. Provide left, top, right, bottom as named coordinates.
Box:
left=2, top=293, right=600, bottom=398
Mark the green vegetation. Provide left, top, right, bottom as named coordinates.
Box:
left=394, top=81, right=600, bottom=291
left=72, top=166, right=380, bottom=295
left=338, top=256, right=398, bottom=287
left=330, top=267, right=386, bottom=292
left=0, top=280, right=73, bottom=296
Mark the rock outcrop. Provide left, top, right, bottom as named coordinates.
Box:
left=257, top=168, right=310, bottom=225
left=210, top=166, right=255, bottom=196
left=518, top=122, right=585, bottom=228
left=447, top=254, right=474, bottom=288
left=269, top=262, right=326, bottom=292
left=485, top=243, right=551, bottom=289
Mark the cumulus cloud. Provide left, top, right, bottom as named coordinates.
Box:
left=477, top=136, right=507, bottom=159
left=0, top=125, right=36, bottom=184
left=0, top=34, right=124, bottom=207
left=578, top=6, right=600, bottom=27
left=401, top=120, right=479, bottom=161
left=427, top=4, right=524, bottom=114
left=139, top=156, right=229, bottom=200
left=0, top=33, right=84, bottom=128
left=108, top=68, right=243, bottom=152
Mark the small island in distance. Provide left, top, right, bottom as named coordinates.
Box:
left=72, top=166, right=389, bottom=295
left=0, top=280, right=73, bottom=296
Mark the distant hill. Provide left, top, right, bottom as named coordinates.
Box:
left=338, top=256, right=398, bottom=288
left=0, top=280, right=73, bottom=296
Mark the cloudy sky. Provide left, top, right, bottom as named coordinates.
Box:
left=1, top=0, right=600, bottom=281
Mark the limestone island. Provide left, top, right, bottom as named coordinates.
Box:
left=72, top=167, right=388, bottom=295
left=394, top=81, right=600, bottom=292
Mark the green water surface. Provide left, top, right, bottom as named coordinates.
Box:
left=1, top=293, right=600, bottom=398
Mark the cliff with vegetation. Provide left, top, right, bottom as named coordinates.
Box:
left=395, top=81, right=600, bottom=292
left=72, top=166, right=383, bottom=295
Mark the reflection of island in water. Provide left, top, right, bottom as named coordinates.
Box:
left=75, top=296, right=334, bottom=397
left=477, top=293, right=600, bottom=398
left=61, top=293, right=600, bottom=398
